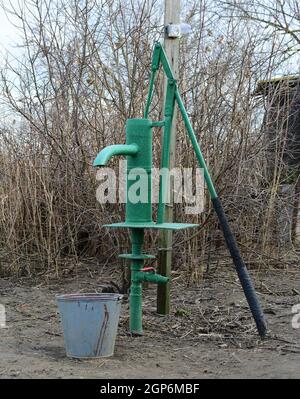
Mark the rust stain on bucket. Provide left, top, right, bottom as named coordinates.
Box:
left=94, top=304, right=109, bottom=356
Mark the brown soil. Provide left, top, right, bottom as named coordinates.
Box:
left=0, top=265, right=299, bottom=379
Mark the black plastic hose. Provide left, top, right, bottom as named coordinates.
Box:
left=212, top=197, right=267, bottom=338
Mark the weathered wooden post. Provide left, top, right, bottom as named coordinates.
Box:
left=157, top=0, right=180, bottom=315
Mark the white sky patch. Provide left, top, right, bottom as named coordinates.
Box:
left=0, top=1, right=25, bottom=123
left=0, top=8, right=14, bottom=51
left=0, top=1, right=25, bottom=66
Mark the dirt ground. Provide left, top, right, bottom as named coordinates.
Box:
left=0, top=263, right=299, bottom=379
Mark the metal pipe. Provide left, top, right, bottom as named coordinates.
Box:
left=144, top=43, right=161, bottom=118
left=175, top=89, right=217, bottom=199
left=129, top=229, right=144, bottom=335
left=144, top=73, right=156, bottom=119
left=136, top=271, right=169, bottom=284
left=129, top=228, right=169, bottom=335
left=93, top=144, right=139, bottom=167
left=157, top=80, right=176, bottom=223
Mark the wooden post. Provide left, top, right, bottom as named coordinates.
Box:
left=157, top=0, right=180, bottom=315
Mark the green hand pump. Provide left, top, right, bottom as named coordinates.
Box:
left=93, top=42, right=267, bottom=338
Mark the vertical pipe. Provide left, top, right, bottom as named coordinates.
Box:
left=125, top=119, right=153, bottom=224
left=129, top=228, right=144, bottom=335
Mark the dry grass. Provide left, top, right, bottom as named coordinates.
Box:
left=0, top=0, right=300, bottom=277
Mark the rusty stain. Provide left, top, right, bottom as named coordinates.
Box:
left=94, top=304, right=109, bottom=356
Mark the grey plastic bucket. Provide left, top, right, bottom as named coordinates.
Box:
left=56, top=293, right=123, bottom=358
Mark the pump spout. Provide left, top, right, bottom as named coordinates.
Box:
left=93, top=143, right=139, bottom=167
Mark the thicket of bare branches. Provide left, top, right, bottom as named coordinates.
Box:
left=0, top=0, right=299, bottom=278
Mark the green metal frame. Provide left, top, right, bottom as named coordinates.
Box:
left=144, top=42, right=217, bottom=204
left=93, top=42, right=267, bottom=338
left=143, top=42, right=267, bottom=338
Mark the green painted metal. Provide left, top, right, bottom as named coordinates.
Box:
left=129, top=228, right=169, bottom=335
left=151, top=120, right=165, bottom=127
left=129, top=229, right=144, bottom=335
left=92, top=41, right=218, bottom=335
left=157, top=79, right=177, bottom=223
left=118, top=254, right=156, bottom=260
left=93, top=111, right=197, bottom=334
left=144, top=74, right=156, bottom=119
left=174, top=88, right=218, bottom=199
left=126, top=119, right=153, bottom=223
left=93, top=143, right=138, bottom=167
left=93, top=40, right=267, bottom=338
left=141, top=41, right=267, bottom=337
left=135, top=271, right=169, bottom=284
left=144, top=42, right=218, bottom=200
left=144, top=43, right=161, bottom=119
left=103, top=222, right=197, bottom=230
left=157, top=43, right=174, bottom=80
left=144, top=43, right=178, bottom=224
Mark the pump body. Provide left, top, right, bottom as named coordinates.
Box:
left=94, top=117, right=197, bottom=335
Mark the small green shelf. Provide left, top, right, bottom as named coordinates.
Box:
left=103, top=222, right=199, bottom=230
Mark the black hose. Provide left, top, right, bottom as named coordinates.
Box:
left=212, top=197, right=267, bottom=338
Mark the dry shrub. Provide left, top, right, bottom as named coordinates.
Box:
left=0, top=0, right=299, bottom=278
